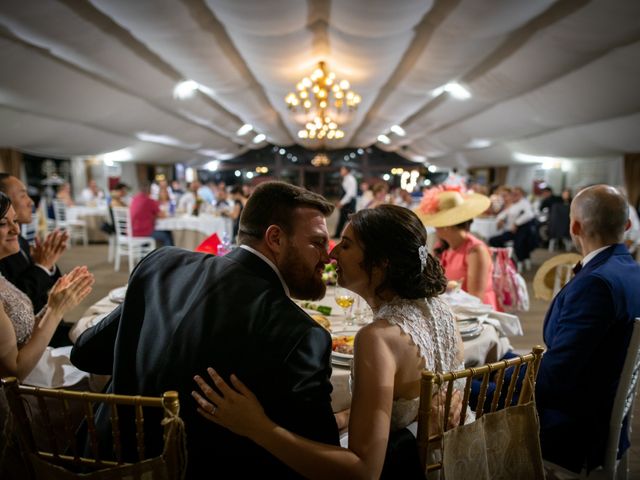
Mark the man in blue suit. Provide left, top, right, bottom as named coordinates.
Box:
left=536, top=184, right=640, bottom=473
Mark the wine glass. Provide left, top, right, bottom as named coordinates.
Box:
left=334, top=285, right=355, bottom=327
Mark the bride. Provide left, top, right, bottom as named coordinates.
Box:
left=192, top=205, right=464, bottom=479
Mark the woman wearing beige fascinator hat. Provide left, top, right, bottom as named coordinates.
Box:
left=415, top=189, right=499, bottom=309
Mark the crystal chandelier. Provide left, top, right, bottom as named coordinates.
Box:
left=285, top=61, right=361, bottom=140
left=311, top=153, right=331, bottom=167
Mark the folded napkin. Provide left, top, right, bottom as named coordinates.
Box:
left=23, top=346, right=90, bottom=388
left=443, top=291, right=523, bottom=337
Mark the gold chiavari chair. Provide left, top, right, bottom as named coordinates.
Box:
left=1, top=377, right=186, bottom=479
left=417, top=346, right=545, bottom=478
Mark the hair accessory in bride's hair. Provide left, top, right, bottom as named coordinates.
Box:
left=418, top=245, right=428, bottom=272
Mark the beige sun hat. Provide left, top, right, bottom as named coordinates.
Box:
left=414, top=190, right=491, bottom=227
left=532, top=253, right=582, bottom=301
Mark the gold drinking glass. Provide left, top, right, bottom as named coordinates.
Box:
left=335, top=285, right=355, bottom=327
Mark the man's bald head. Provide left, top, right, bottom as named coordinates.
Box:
left=571, top=185, right=629, bottom=244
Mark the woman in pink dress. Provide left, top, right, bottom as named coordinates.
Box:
left=416, top=190, right=498, bottom=310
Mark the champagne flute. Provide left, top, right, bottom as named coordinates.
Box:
left=335, top=285, right=355, bottom=327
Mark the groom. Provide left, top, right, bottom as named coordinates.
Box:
left=71, top=181, right=339, bottom=478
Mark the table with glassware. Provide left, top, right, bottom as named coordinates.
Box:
left=315, top=286, right=521, bottom=412
left=156, top=214, right=234, bottom=250
left=69, top=284, right=520, bottom=413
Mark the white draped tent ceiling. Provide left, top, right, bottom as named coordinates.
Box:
left=1, top=0, right=639, bottom=169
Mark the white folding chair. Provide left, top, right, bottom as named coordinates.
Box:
left=38, top=197, right=56, bottom=235
left=20, top=214, right=39, bottom=246
left=52, top=199, right=88, bottom=246
left=544, top=318, right=640, bottom=479
left=112, top=207, right=156, bottom=272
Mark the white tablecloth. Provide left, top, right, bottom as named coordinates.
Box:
left=66, top=206, right=109, bottom=242
left=66, top=206, right=108, bottom=222
left=156, top=214, right=233, bottom=250
left=470, top=217, right=499, bottom=241
left=71, top=284, right=518, bottom=413
left=156, top=214, right=232, bottom=237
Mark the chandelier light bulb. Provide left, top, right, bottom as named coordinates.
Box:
left=284, top=61, right=361, bottom=141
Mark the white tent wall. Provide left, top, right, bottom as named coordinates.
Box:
left=563, top=157, right=624, bottom=192
left=505, top=157, right=624, bottom=195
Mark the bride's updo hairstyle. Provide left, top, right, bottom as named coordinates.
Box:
left=349, top=204, right=447, bottom=299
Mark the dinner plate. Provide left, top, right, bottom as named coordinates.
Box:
left=108, top=286, right=127, bottom=304
left=331, top=329, right=358, bottom=366
left=458, top=318, right=484, bottom=341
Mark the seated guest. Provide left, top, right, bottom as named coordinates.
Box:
left=214, top=188, right=233, bottom=214
left=80, top=179, right=105, bottom=205
left=55, top=182, right=75, bottom=207
left=0, top=174, right=71, bottom=347
left=417, top=190, right=498, bottom=309
left=489, top=187, right=538, bottom=271
left=536, top=184, right=640, bottom=473
left=109, top=183, right=129, bottom=208
left=129, top=183, right=173, bottom=247
left=365, top=182, right=389, bottom=209
left=471, top=185, right=640, bottom=474
left=220, top=185, right=247, bottom=242
left=192, top=205, right=466, bottom=479
left=0, top=191, right=94, bottom=382
left=176, top=180, right=201, bottom=215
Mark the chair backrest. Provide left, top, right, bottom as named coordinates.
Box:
left=112, top=206, right=131, bottom=239
left=602, top=318, right=640, bottom=475
left=416, top=346, right=544, bottom=474
left=21, top=214, right=39, bottom=246
left=52, top=199, right=69, bottom=224
left=1, top=377, right=185, bottom=478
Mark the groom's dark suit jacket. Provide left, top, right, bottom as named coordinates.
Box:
left=71, top=246, right=338, bottom=478
left=536, top=244, right=640, bottom=472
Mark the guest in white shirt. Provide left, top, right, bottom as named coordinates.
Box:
left=177, top=180, right=201, bottom=215
left=333, top=166, right=357, bottom=238
left=80, top=179, right=105, bottom=205
left=489, top=187, right=538, bottom=270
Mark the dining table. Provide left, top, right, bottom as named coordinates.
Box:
left=69, top=283, right=520, bottom=413
left=156, top=214, right=233, bottom=250
left=67, top=205, right=109, bottom=243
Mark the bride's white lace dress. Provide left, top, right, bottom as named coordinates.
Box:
left=374, top=295, right=464, bottom=431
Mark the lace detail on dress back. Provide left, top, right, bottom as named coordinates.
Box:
left=375, top=296, right=462, bottom=431
left=0, top=274, right=35, bottom=346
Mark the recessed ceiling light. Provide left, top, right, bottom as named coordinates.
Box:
left=390, top=125, right=406, bottom=136
left=204, top=160, right=220, bottom=171
left=466, top=138, right=491, bottom=149
left=431, top=82, right=471, bottom=100
left=99, top=148, right=132, bottom=163
left=236, top=124, right=253, bottom=136
left=377, top=134, right=391, bottom=144
left=136, top=132, right=200, bottom=149
left=252, top=133, right=266, bottom=144
left=173, top=80, right=199, bottom=99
